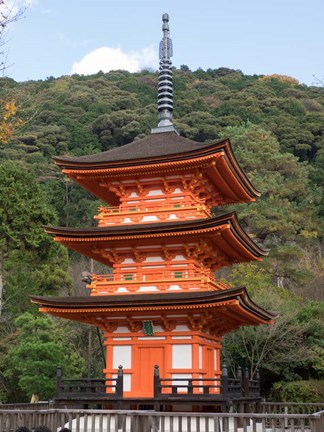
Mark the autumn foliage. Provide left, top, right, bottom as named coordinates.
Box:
left=258, top=74, right=300, bottom=86
left=0, top=98, right=23, bottom=143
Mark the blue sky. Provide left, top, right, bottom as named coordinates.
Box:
left=5, top=0, right=324, bottom=84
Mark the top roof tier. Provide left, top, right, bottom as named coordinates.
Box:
left=53, top=132, right=260, bottom=206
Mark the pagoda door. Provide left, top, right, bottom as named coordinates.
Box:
left=137, top=346, right=165, bottom=397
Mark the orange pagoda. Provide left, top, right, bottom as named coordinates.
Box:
left=31, top=14, right=276, bottom=407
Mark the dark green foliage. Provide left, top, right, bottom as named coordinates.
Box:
left=0, top=160, right=55, bottom=253
left=1, top=69, right=323, bottom=197
left=3, top=313, right=86, bottom=401
left=222, top=265, right=324, bottom=398
left=270, top=380, right=324, bottom=403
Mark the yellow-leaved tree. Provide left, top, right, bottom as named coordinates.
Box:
left=0, top=1, right=26, bottom=143
left=0, top=98, right=24, bottom=143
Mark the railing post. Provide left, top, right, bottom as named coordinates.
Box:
left=236, top=366, right=242, bottom=396
left=254, top=368, right=260, bottom=397
left=235, top=366, right=244, bottom=427
left=221, top=363, right=229, bottom=398
left=154, top=364, right=160, bottom=399
left=243, top=367, right=249, bottom=397
left=310, top=412, right=324, bottom=432
left=243, top=368, right=251, bottom=426
left=116, top=365, right=123, bottom=398
left=56, top=366, right=62, bottom=399
left=188, top=379, right=193, bottom=394
left=236, top=366, right=242, bottom=378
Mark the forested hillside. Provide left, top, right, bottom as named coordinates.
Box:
left=0, top=67, right=323, bottom=402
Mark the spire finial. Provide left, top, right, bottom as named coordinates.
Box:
left=151, top=13, right=178, bottom=134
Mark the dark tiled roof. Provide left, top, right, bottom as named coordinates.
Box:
left=30, top=287, right=277, bottom=320
left=44, top=212, right=267, bottom=257
left=45, top=212, right=234, bottom=236
left=32, top=288, right=240, bottom=306
left=53, top=132, right=226, bottom=167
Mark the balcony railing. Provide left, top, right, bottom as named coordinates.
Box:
left=56, top=366, right=123, bottom=401
left=154, top=365, right=260, bottom=401
left=96, top=200, right=210, bottom=215
left=55, top=364, right=260, bottom=404
left=94, top=201, right=211, bottom=225
left=87, top=270, right=229, bottom=294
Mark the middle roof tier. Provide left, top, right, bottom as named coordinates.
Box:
left=45, top=212, right=267, bottom=272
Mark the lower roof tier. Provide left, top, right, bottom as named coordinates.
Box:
left=31, top=287, right=277, bottom=337
left=45, top=212, right=267, bottom=270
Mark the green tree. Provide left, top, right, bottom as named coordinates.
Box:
left=3, top=312, right=85, bottom=401
left=223, top=265, right=307, bottom=379
left=92, top=110, right=142, bottom=150
left=219, top=123, right=320, bottom=289
left=0, top=160, right=67, bottom=316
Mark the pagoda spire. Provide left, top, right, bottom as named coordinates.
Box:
left=151, top=13, right=178, bottom=134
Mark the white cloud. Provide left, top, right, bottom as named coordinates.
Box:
left=71, top=45, right=158, bottom=76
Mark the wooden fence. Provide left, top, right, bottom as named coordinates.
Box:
left=0, top=407, right=323, bottom=432
left=261, top=402, right=324, bottom=415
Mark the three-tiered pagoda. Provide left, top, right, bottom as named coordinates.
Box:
left=31, top=14, right=276, bottom=403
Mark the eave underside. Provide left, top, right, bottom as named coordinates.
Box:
left=31, top=288, right=276, bottom=336
left=53, top=136, right=260, bottom=205
left=44, top=213, right=267, bottom=269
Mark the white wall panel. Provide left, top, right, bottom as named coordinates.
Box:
left=172, top=336, right=192, bottom=340
left=114, top=326, right=130, bottom=333
left=145, top=256, right=163, bottom=262
left=138, top=286, right=158, bottom=292
left=142, top=216, right=159, bottom=221
left=174, top=325, right=189, bottom=331
left=113, top=373, right=131, bottom=391
left=174, top=255, right=185, bottom=260
left=147, top=190, right=163, bottom=196
left=113, top=345, right=131, bottom=369
left=171, top=374, right=192, bottom=388
left=124, top=374, right=131, bottom=391
left=172, top=345, right=192, bottom=369
left=138, top=337, right=166, bottom=340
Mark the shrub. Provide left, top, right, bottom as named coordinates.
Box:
left=270, top=380, right=324, bottom=403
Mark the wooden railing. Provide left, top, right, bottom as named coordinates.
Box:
left=155, top=377, right=222, bottom=397
left=0, top=402, right=54, bottom=410
left=95, top=201, right=211, bottom=217
left=55, top=364, right=260, bottom=404
left=261, top=401, right=324, bottom=415
left=87, top=270, right=229, bottom=294
left=91, top=269, right=218, bottom=283
left=56, top=365, right=124, bottom=401
left=154, top=365, right=260, bottom=402
left=0, top=408, right=323, bottom=432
